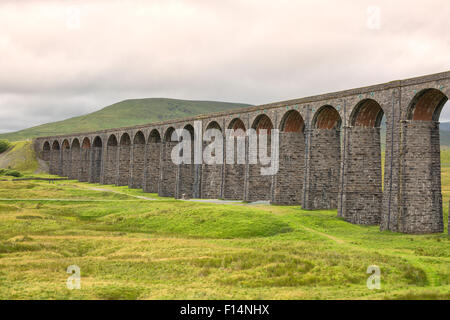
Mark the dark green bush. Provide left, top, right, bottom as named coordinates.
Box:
left=0, top=140, right=11, bottom=154
left=0, top=169, right=22, bottom=177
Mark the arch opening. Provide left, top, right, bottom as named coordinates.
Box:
left=275, top=110, right=306, bottom=205
left=104, top=135, right=118, bottom=185
left=408, top=88, right=448, bottom=121
left=350, top=99, right=384, bottom=127
left=148, top=129, right=161, bottom=143
left=52, top=141, right=60, bottom=150
left=164, top=127, right=176, bottom=142
left=43, top=141, right=51, bottom=151
left=82, top=138, right=91, bottom=149
left=160, top=127, right=178, bottom=197
left=281, top=110, right=305, bottom=133
left=70, top=139, right=81, bottom=180
left=313, top=105, right=341, bottom=130
left=252, top=114, right=273, bottom=134
left=120, top=133, right=131, bottom=146
left=133, top=131, right=145, bottom=145
left=145, top=129, right=162, bottom=193
left=107, top=134, right=118, bottom=147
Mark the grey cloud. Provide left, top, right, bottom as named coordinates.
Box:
left=0, top=0, right=449, bottom=133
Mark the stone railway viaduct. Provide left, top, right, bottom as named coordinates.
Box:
left=34, top=71, right=450, bottom=234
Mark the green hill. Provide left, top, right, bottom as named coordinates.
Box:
left=0, top=98, right=252, bottom=141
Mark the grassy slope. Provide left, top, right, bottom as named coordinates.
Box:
left=0, top=177, right=448, bottom=300
left=0, top=141, right=40, bottom=173
left=0, top=98, right=252, bottom=142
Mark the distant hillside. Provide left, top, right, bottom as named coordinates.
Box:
left=0, top=98, right=252, bottom=141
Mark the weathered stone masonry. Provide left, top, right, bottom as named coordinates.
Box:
left=34, top=71, right=450, bottom=234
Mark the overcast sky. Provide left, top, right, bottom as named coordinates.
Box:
left=1, top=0, right=449, bottom=133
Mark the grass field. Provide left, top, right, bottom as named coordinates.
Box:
left=0, top=165, right=448, bottom=300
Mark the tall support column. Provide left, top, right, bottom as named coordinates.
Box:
left=381, top=89, right=402, bottom=232
left=303, top=128, right=341, bottom=209
left=339, top=127, right=382, bottom=225
left=397, top=120, right=443, bottom=233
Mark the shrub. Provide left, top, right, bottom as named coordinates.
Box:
left=0, top=140, right=11, bottom=154
left=0, top=169, right=23, bottom=177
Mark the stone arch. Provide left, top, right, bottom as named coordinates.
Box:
left=350, top=99, right=384, bottom=127
left=104, top=134, right=118, bottom=185
left=70, top=139, right=81, bottom=180
left=148, top=129, right=161, bottom=143
left=160, top=127, right=177, bottom=197
left=341, top=99, right=385, bottom=225
left=91, top=136, right=103, bottom=183
left=52, top=140, right=60, bottom=150
left=252, top=114, right=274, bottom=134
left=61, top=139, right=71, bottom=177
left=247, top=114, right=274, bottom=202
left=305, top=105, right=341, bottom=210
left=178, top=124, right=196, bottom=199
left=206, top=120, right=222, bottom=131
left=313, top=105, right=341, bottom=129
left=43, top=141, right=51, bottom=151
left=120, top=133, right=131, bottom=146
left=133, top=131, right=146, bottom=145
left=201, top=121, right=224, bottom=199
left=164, top=127, right=176, bottom=142
left=399, top=88, right=449, bottom=234
left=280, top=110, right=305, bottom=133
left=275, top=110, right=305, bottom=205
left=144, top=129, right=162, bottom=193
left=82, top=138, right=91, bottom=149
left=117, top=133, right=132, bottom=186
left=407, top=88, right=448, bottom=121
left=107, top=134, right=118, bottom=146
left=49, top=140, right=61, bottom=175
left=42, top=141, right=51, bottom=163
left=130, top=131, right=146, bottom=189
left=80, top=138, right=91, bottom=182
left=223, top=118, right=247, bottom=200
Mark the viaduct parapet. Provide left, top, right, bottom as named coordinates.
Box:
left=34, top=71, right=450, bottom=234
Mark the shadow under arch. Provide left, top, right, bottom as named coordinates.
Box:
left=223, top=118, right=247, bottom=201
left=90, top=136, right=103, bottom=183
left=247, top=114, right=274, bottom=202
left=178, top=124, right=196, bottom=199
left=396, top=88, right=449, bottom=234
left=103, top=134, right=118, bottom=185
left=341, top=99, right=385, bottom=226
left=79, top=138, right=91, bottom=182
left=201, top=121, right=224, bottom=199
left=130, top=131, right=146, bottom=189
left=70, top=138, right=81, bottom=180
left=117, top=133, right=131, bottom=186
left=160, top=127, right=177, bottom=197
left=144, top=129, right=162, bottom=193
left=304, top=105, right=341, bottom=210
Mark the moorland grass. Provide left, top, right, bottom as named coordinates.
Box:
left=0, top=173, right=448, bottom=300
